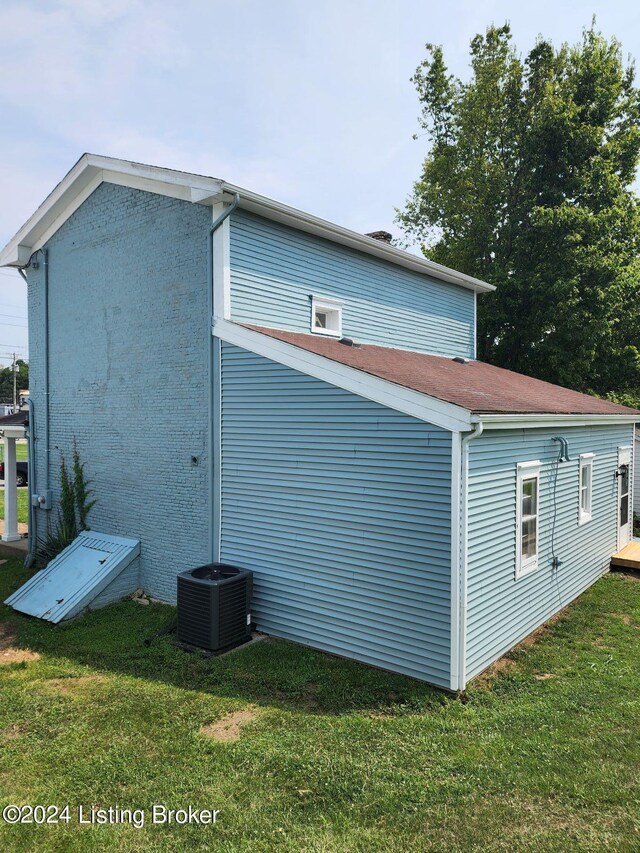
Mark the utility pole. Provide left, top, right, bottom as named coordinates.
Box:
left=12, top=352, right=17, bottom=413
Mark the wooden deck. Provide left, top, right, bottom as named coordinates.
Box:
left=611, top=541, right=640, bottom=571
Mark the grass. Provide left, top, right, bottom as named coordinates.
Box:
left=0, top=561, right=639, bottom=852
left=0, top=489, right=28, bottom=525
left=0, top=439, right=29, bottom=526
left=0, top=440, right=28, bottom=463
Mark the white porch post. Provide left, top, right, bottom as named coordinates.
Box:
left=2, top=432, right=20, bottom=541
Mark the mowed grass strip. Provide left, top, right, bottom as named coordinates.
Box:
left=0, top=558, right=639, bottom=852
left=0, top=441, right=28, bottom=463
left=0, top=440, right=29, bottom=524
left=0, top=489, right=28, bottom=525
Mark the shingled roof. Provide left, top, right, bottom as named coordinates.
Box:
left=245, top=326, right=640, bottom=417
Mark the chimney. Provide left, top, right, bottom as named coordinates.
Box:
left=365, top=230, right=393, bottom=244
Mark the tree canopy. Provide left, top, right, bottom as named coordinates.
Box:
left=0, top=359, right=28, bottom=404
left=398, top=22, right=640, bottom=404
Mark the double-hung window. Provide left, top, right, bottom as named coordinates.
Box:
left=516, top=461, right=541, bottom=578
left=579, top=453, right=595, bottom=525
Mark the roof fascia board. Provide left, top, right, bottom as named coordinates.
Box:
left=0, top=154, right=225, bottom=267
left=480, top=413, right=640, bottom=429
left=85, top=154, right=224, bottom=200
left=0, top=154, right=96, bottom=266
left=30, top=171, right=104, bottom=256
left=0, top=155, right=495, bottom=293
left=214, top=319, right=472, bottom=432
left=222, top=180, right=494, bottom=294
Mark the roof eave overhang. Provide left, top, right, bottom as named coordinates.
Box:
left=0, top=154, right=226, bottom=267
left=214, top=319, right=475, bottom=433
left=0, top=154, right=495, bottom=293
left=214, top=323, right=639, bottom=431
left=219, top=181, right=495, bottom=293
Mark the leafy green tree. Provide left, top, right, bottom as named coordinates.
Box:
left=398, top=22, right=640, bottom=404
left=0, top=359, right=28, bottom=404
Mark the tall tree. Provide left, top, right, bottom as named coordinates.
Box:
left=0, top=359, right=28, bottom=404
left=398, top=23, right=640, bottom=401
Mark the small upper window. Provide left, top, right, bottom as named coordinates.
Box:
left=516, top=461, right=541, bottom=579
left=579, top=453, right=595, bottom=525
left=311, top=296, right=342, bottom=337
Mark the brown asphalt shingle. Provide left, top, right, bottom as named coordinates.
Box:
left=244, top=325, right=640, bottom=417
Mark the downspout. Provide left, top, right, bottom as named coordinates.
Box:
left=208, top=192, right=239, bottom=562
left=43, top=248, right=50, bottom=498
left=457, top=419, right=484, bottom=691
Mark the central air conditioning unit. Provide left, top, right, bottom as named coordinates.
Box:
left=176, top=564, right=253, bottom=653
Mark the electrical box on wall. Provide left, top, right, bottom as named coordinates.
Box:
left=32, top=490, right=52, bottom=510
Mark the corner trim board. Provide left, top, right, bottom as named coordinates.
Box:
left=211, top=201, right=231, bottom=320
left=212, top=336, right=222, bottom=563
left=449, top=431, right=462, bottom=690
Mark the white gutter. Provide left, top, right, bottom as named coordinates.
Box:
left=480, top=413, right=640, bottom=429
left=219, top=180, right=496, bottom=294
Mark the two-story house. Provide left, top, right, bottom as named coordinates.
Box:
left=1, top=154, right=637, bottom=690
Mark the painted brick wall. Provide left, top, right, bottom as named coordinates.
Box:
left=27, top=182, right=211, bottom=602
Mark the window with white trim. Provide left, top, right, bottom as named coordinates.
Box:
left=579, top=453, right=594, bottom=525
left=516, top=461, right=541, bottom=578
left=311, top=296, right=342, bottom=337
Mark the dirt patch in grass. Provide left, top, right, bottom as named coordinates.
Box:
left=0, top=623, right=40, bottom=665
left=2, top=722, right=28, bottom=740
left=0, top=647, right=40, bottom=665
left=613, top=569, right=640, bottom=582
left=42, top=675, right=108, bottom=695
left=516, top=610, right=567, bottom=649
left=613, top=613, right=636, bottom=626
left=200, top=708, right=259, bottom=742
left=534, top=672, right=557, bottom=681
left=472, top=657, right=518, bottom=689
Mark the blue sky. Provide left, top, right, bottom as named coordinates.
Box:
left=0, top=0, right=638, bottom=365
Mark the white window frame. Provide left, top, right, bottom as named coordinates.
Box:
left=516, top=460, right=541, bottom=579
left=578, top=453, right=595, bottom=526
left=310, top=296, right=342, bottom=338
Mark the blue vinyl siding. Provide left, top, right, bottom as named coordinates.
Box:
left=465, top=424, right=634, bottom=681
left=229, top=209, right=475, bottom=358
left=219, top=342, right=453, bottom=686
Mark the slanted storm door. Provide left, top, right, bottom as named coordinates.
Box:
left=617, top=446, right=632, bottom=549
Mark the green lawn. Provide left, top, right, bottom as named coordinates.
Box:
left=0, top=561, right=639, bottom=852
left=0, top=440, right=28, bottom=463
left=0, top=439, right=29, bottom=526
left=0, top=489, right=28, bottom=525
